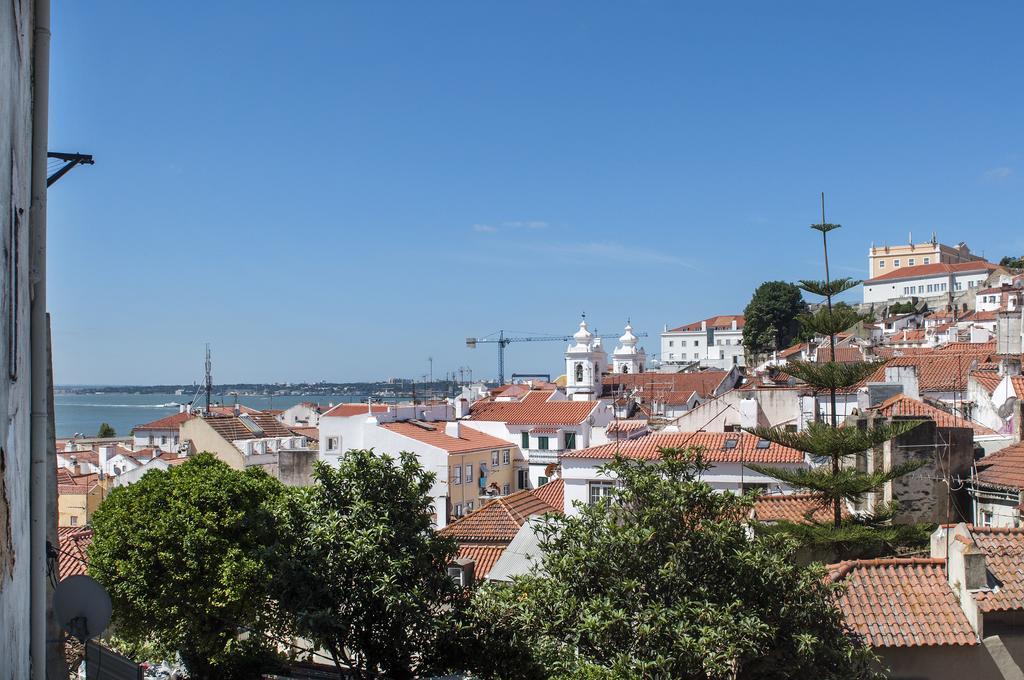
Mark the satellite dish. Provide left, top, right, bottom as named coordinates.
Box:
left=998, top=397, right=1018, bottom=420
left=54, top=575, right=112, bottom=642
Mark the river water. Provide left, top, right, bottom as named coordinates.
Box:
left=54, top=392, right=364, bottom=438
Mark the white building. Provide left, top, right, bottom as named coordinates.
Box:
left=465, top=396, right=613, bottom=488
left=564, top=318, right=607, bottom=401
left=862, top=261, right=998, bottom=306
left=559, top=431, right=808, bottom=513
left=132, top=409, right=193, bottom=452
left=276, top=401, right=326, bottom=427
left=317, top=402, right=455, bottom=526
left=660, top=315, right=745, bottom=370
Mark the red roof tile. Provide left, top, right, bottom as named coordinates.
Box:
left=468, top=399, right=600, bottom=426
left=870, top=395, right=996, bottom=435
left=456, top=544, right=507, bottom=580
left=831, top=558, right=978, bottom=647
left=201, top=412, right=295, bottom=442
left=603, top=371, right=728, bottom=402
left=860, top=354, right=979, bottom=392
left=935, top=341, right=997, bottom=355
left=562, top=431, right=804, bottom=464
left=531, top=478, right=564, bottom=511
left=970, top=527, right=1024, bottom=612
left=865, top=260, right=997, bottom=283
left=439, top=489, right=559, bottom=542
left=133, top=411, right=194, bottom=431
left=753, top=494, right=850, bottom=524
left=379, top=421, right=512, bottom=454
left=321, top=403, right=390, bottom=418
left=971, top=371, right=1003, bottom=395
left=668, top=314, right=745, bottom=332
left=56, top=527, right=93, bottom=580
left=816, top=346, right=865, bottom=363
left=976, top=443, right=1024, bottom=491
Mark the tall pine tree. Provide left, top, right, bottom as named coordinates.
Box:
left=745, top=197, right=922, bottom=537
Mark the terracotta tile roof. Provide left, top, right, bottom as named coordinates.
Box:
left=976, top=443, right=1024, bottom=491
left=133, top=411, right=194, bottom=431
left=865, top=260, right=997, bottom=283
left=778, top=342, right=808, bottom=359
left=869, top=395, right=996, bottom=435
left=753, top=494, right=850, bottom=524
left=970, top=527, right=1024, bottom=612
left=467, top=399, right=600, bottom=426
left=606, top=420, right=650, bottom=434
left=562, top=432, right=804, bottom=464
left=603, top=371, right=728, bottom=402
left=871, top=347, right=935, bottom=359
left=55, top=468, right=75, bottom=486
left=58, top=472, right=101, bottom=495
left=521, top=390, right=556, bottom=403
left=884, top=329, right=925, bottom=344
left=531, top=478, right=564, bottom=511
left=1013, top=376, right=1024, bottom=400
left=439, top=489, right=559, bottom=542
left=860, top=354, right=977, bottom=392
left=816, top=346, right=865, bottom=363
left=289, top=426, right=319, bottom=441
left=667, top=314, right=745, bottom=333
left=971, top=371, right=1003, bottom=395
left=379, top=421, right=511, bottom=454
left=57, top=527, right=93, bottom=580
left=202, top=413, right=295, bottom=442
left=321, top=403, right=390, bottom=418
left=456, top=544, right=507, bottom=580
left=831, top=557, right=978, bottom=647
left=59, top=449, right=98, bottom=466
left=935, top=341, right=997, bottom=355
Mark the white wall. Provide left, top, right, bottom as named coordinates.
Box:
left=1, top=1, right=37, bottom=672
left=133, top=428, right=180, bottom=453
left=864, top=271, right=990, bottom=305
left=559, top=457, right=804, bottom=515
left=661, top=328, right=745, bottom=369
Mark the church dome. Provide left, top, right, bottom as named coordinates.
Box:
left=573, top=319, right=593, bottom=345
left=619, top=322, right=637, bottom=347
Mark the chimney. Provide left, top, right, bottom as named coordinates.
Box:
left=444, top=421, right=461, bottom=438
left=884, top=365, right=920, bottom=401
left=99, top=445, right=115, bottom=474
left=961, top=544, right=989, bottom=591
left=233, top=402, right=241, bottom=416
left=455, top=397, right=469, bottom=419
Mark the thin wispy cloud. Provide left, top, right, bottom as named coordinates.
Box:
left=470, top=220, right=549, bottom=234
left=530, top=241, right=697, bottom=268
left=982, top=166, right=1013, bottom=183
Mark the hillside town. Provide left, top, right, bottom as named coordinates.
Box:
left=44, top=236, right=1024, bottom=677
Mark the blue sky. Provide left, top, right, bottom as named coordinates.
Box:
left=47, top=2, right=1024, bottom=385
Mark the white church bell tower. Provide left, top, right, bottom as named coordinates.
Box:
left=565, top=317, right=606, bottom=401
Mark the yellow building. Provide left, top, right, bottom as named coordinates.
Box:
left=378, top=420, right=527, bottom=519
left=869, top=236, right=985, bottom=280
left=57, top=471, right=112, bottom=528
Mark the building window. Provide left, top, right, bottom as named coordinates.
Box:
left=878, top=260, right=885, bottom=269
left=564, top=432, right=577, bottom=450
left=452, top=466, right=462, bottom=485
left=668, top=340, right=674, bottom=347
left=517, top=468, right=529, bottom=490
left=923, top=257, right=930, bottom=264
left=680, top=340, right=687, bottom=347
left=668, top=353, right=675, bottom=360
left=502, top=483, right=510, bottom=495
left=574, top=362, right=584, bottom=383
left=589, top=481, right=615, bottom=505
left=538, top=475, right=548, bottom=486
left=521, top=432, right=530, bottom=449
left=502, top=449, right=510, bottom=464
left=909, top=258, right=916, bottom=266
left=982, top=511, right=994, bottom=527
left=694, top=340, right=700, bottom=346
left=326, top=437, right=339, bottom=451
left=894, top=259, right=901, bottom=267
left=466, top=501, right=474, bottom=512
left=454, top=503, right=463, bottom=517
left=70, top=516, right=78, bottom=527
left=918, top=286, right=924, bottom=293
left=465, top=464, right=473, bottom=484
left=538, top=436, right=549, bottom=451
left=492, top=450, right=499, bottom=466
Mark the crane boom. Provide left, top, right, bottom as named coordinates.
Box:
left=466, top=328, right=648, bottom=385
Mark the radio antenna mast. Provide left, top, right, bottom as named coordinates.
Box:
left=205, top=344, right=213, bottom=414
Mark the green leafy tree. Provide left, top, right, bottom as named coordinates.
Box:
left=742, top=281, right=808, bottom=357
left=89, top=453, right=289, bottom=679
left=274, top=450, right=463, bottom=680
left=999, top=254, right=1024, bottom=269
left=464, top=449, right=881, bottom=679
left=745, top=213, right=923, bottom=544
left=96, top=422, right=116, bottom=438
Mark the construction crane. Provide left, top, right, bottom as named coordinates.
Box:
left=466, top=328, right=648, bottom=386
